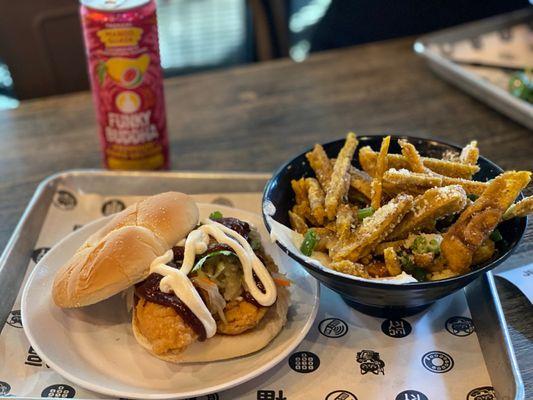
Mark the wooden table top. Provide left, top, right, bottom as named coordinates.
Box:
left=1, top=37, right=531, bottom=396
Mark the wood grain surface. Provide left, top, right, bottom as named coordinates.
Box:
left=0, top=37, right=531, bottom=396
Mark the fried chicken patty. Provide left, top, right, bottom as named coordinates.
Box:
left=217, top=300, right=268, bottom=335
left=135, top=298, right=198, bottom=355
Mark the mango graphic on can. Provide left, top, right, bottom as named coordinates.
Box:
left=96, top=54, right=150, bottom=88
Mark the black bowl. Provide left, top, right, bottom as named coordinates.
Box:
left=262, top=135, right=527, bottom=317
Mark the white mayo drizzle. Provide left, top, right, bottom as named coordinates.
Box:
left=149, top=250, right=217, bottom=338
left=148, top=217, right=277, bottom=339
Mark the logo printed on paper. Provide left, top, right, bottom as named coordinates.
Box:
left=41, top=384, right=76, bottom=398
left=288, top=351, right=320, bottom=373
left=395, top=390, right=429, bottom=400
left=466, top=386, right=496, bottom=400
left=0, top=382, right=10, bottom=395
left=102, top=199, right=126, bottom=216
left=257, top=389, right=286, bottom=400
left=32, top=247, right=51, bottom=264
left=325, top=390, right=358, bottom=400
left=25, top=346, right=49, bottom=368
left=319, top=318, right=348, bottom=338
left=421, top=351, right=454, bottom=373
left=356, top=350, right=385, bottom=375
left=6, top=310, right=22, bottom=328
left=445, top=316, right=475, bottom=337
left=522, top=269, right=533, bottom=277
left=381, top=318, right=412, bottom=338
left=53, top=190, right=77, bottom=210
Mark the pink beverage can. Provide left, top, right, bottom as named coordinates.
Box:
left=80, top=0, right=169, bottom=170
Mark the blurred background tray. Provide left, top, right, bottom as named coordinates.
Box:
left=414, top=8, right=533, bottom=130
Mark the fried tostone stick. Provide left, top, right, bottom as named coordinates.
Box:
left=503, top=195, right=533, bottom=220
left=389, top=185, right=467, bottom=240
left=359, top=146, right=479, bottom=178
left=336, top=203, right=355, bottom=240
left=291, top=178, right=315, bottom=224
left=331, top=194, right=413, bottom=262
left=370, top=136, right=391, bottom=209
left=329, top=260, right=370, bottom=278
left=384, top=247, right=402, bottom=276
left=288, top=210, right=308, bottom=234
left=383, top=168, right=488, bottom=196
left=459, top=140, right=479, bottom=165
left=306, top=144, right=332, bottom=190
left=291, top=178, right=308, bottom=205
left=398, top=139, right=425, bottom=173
left=325, top=132, right=358, bottom=220
left=441, top=171, right=531, bottom=273
left=305, top=177, right=326, bottom=225
left=329, top=159, right=372, bottom=199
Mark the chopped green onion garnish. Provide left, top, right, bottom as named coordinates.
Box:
left=357, top=207, right=375, bottom=221
left=467, top=194, right=479, bottom=201
left=412, top=236, right=428, bottom=254
left=490, top=228, right=503, bottom=242
left=209, top=211, right=223, bottom=219
left=428, top=239, right=441, bottom=255
left=300, top=229, right=319, bottom=256
left=191, top=250, right=235, bottom=273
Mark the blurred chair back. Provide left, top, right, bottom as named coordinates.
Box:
left=0, top=0, right=289, bottom=100
left=0, top=0, right=89, bottom=100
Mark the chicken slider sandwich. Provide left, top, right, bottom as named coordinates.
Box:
left=52, top=192, right=289, bottom=362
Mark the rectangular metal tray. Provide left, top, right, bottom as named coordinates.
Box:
left=414, top=8, right=533, bottom=130
left=0, top=169, right=524, bottom=399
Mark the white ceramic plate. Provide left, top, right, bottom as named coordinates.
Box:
left=21, top=203, right=319, bottom=399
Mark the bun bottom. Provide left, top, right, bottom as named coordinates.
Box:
left=132, top=287, right=290, bottom=363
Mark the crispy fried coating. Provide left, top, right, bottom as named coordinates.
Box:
left=383, top=247, right=402, bottom=276
left=291, top=178, right=307, bottom=204
left=441, top=171, right=531, bottom=272
left=217, top=300, right=268, bottom=335
left=382, top=169, right=488, bottom=196
left=503, top=195, right=533, bottom=220
left=289, top=210, right=308, bottom=234
left=398, top=139, right=425, bottom=173
left=135, top=298, right=198, bottom=355
left=389, top=185, right=467, bottom=239
left=331, top=194, right=413, bottom=261
left=291, top=178, right=316, bottom=225
left=460, top=140, right=479, bottom=165
left=336, top=203, right=356, bottom=240
left=325, top=132, right=358, bottom=220
left=306, top=144, right=333, bottom=189
left=329, top=260, right=370, bottom=278
left=306, top=177, right=326, bottom=225
left=359, top=146, right=479, bottom=178
left=371, top=136, right=390, bottom=209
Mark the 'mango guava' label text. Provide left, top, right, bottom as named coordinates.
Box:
left=81, top=0, right=169, bottom=170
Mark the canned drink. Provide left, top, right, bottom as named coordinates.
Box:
left=80, top=0, right=169, bottom=170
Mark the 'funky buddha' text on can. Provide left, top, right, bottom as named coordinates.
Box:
left=80, top=0, right=169, bottom=170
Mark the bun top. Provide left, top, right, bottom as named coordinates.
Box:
left=53, top=192, right=199, bottom=308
